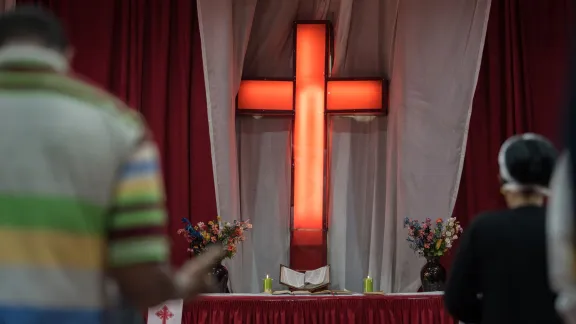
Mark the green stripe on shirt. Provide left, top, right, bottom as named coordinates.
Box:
left=111, top=209, right=167, bottom=230
left=0, top=195, right=106, bottom=235
left=115, top=192, right=164, bottom=208
left=108, top=236, right=169, bottom=267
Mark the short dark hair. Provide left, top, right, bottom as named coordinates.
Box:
left=503, top=136, right=558, bottom=189
left=0, top=5, right=68, bottom=52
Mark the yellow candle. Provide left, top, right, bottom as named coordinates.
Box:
left=363, top=275, right=374, bottom=293
left=263, top=274, right=273, bottom=293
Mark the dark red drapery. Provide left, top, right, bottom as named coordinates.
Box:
left=22, top=0, right=573, bottom=271
left=181, top=295, right=456, bottom=324
left=13, top=0, right=574, bottom=322
left=449, top=0, right=573, bottom=267
left=20, top=0, right=218, bottom=268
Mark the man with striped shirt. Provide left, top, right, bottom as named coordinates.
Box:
left=0, top=6, right=223, bottom=324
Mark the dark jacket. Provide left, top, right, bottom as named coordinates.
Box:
left=444, top=206, right=562, bottom=324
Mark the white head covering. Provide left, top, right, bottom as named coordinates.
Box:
left=498, top=133, right=551, bottom=196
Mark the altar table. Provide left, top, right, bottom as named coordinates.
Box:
left=181, top=293, right=458, bottom=324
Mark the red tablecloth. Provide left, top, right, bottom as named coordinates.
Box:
left=182, top=294, right=458, bottom=324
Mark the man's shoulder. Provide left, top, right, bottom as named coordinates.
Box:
left=59, top=74, right=145, bottom=129
left=0, top=71, right=145, bottom=129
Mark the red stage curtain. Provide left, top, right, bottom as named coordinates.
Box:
left=183, top=295, right=457, bottom=324
left=19, top=0, right=217, bottom=268
left=20, top=0, right=573, bottom=298
left=449, top=0, right=573, bottom=264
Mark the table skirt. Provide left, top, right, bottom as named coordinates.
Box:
left=182, top=294, right=458, bottom=324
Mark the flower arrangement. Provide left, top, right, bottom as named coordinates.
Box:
left=403, top=217, right=463, bottom=258
left=177, top=216, right=252, bottom=260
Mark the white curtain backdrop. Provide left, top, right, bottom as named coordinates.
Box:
left=328, top=116, right=388, bottom=292
left=198, top=0, right=491, bottom=293
left=197, top=0, right=257, bottom=292
left=237, top=117, right=292, bottom=292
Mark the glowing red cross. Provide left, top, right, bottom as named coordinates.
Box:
left=155, top=305, right=174, bottom=324
left=237, top=21, right=388, bottom=270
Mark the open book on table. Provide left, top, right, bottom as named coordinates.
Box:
left=279, top=264, right=330, bottom=291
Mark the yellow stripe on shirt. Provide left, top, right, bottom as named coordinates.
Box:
left=0, top=229, right=104, bottom=269
left=115, top=174, right=164, bottom=201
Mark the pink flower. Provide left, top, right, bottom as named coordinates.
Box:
left=211, top=237, right=217, bottom=243
left=424, top=243, right=430, bottom=249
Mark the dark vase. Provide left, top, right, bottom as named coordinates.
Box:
left=210, top=263, right=230, bottom=293
left=420, top=256, right=446, bottom=292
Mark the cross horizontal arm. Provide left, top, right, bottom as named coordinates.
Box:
left=326, top=80, right=386, bottom=112
left=237, top=80, right=294, bottom=112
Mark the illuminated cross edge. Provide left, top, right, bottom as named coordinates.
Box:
left=236, top=21, right=389, bottom=270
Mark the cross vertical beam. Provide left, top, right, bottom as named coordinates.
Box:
left=290, top=23, right=328, bottom=270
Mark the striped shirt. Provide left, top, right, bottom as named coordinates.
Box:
left=0, top=45, right=169, bottom=324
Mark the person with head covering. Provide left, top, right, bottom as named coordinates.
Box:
left=444, top=133, right=561, bottom=324
left=0, top=6, right=224, bottom=324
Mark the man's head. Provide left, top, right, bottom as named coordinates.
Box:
left=0, top=5, right=69, bottom=54
left=498, top=133, right=558, bottom=208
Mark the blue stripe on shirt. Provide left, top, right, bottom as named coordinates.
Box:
left=0, top=305, right=102, bottom=324
left=118, top=160, right=159, bottom=179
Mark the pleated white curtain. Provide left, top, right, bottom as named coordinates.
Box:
left=236, top=118, right=292, bottom=292
left=197, top=0, right=491, bottom=293
left=329, top=0, right=492, bottom=293
left=196, top=0, right=257, bottom=292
